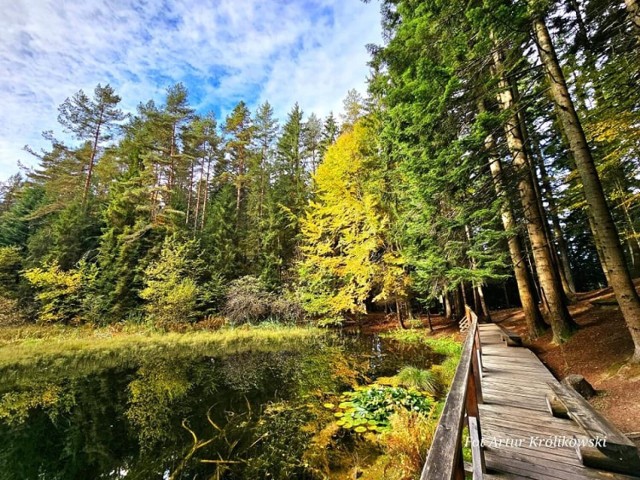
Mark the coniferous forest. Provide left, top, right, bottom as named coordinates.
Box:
left=1, top=1, right=640, bottom=478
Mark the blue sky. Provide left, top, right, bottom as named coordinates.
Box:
left=0, top=0, right=382, bottom=180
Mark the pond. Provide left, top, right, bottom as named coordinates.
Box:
left=0, top=330, right=446, bottom=479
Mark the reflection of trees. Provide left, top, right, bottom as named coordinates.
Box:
left=168, top=401, right=313, bottom=479
left=0, top=339, right=359, bottom=479
left=0, top=372, right=135, bottom=480
left=126, top=357, right=194, bottom=449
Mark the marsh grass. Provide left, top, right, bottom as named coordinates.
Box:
left=396, top=366, right=439, bottom=395
left=0, top=324, right=323, bottom=389
left=381, top=329, right=462, bottom=357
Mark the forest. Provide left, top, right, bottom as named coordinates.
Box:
left=1, top=0, right=639, bottom=352
left=0, top=0, right=639, bottom=478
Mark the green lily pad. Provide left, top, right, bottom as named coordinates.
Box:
left=323, top=403, right=335, bottom=409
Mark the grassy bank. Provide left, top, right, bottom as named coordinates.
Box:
left=0, top=323, right=323, bottom=387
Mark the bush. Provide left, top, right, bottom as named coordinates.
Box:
left=24, top=262, right=82, bottom=323
left=396, top=366, right=439, bottom=395
left=380, top=408, right=439, bottom=479
left=224, top=276, right=304, bottom=324
left=140, top=236, right=201, bottom=328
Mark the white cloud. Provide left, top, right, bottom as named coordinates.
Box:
left=0, top=0, right=382, bottom=179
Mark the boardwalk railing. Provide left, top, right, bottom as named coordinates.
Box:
left=421, top=306, right=486, bottom=480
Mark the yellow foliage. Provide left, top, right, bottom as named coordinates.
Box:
left=299, top=120, right=410, bottom=320
left=24, top=262, right=82, bottom=323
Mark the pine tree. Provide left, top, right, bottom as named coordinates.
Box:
left=57, top=84, right=124, bottom=205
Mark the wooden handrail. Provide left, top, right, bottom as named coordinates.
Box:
left=421, top=306, right=486, bottom=480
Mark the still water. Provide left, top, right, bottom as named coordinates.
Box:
left=0, top=332, right=441, bottom=479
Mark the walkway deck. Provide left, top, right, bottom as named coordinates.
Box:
left=477, top=323, right=640, bottom=480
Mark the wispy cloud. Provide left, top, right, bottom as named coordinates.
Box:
left=0, top=0, right=381, bottom=179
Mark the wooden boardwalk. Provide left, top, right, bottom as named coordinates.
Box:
left=477, top=323, right=640, bottom=479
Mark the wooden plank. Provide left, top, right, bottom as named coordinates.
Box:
left=481, top=415, right=585, bottom=439
left=485, top=448, right=637, bottom=480
left=548, top=383, right=636, bottom=449
left=479, top=403, right=576, bottom=426
left=483, top=392, right=548, bottom=407
left=481, top=430, right=583, bottom=463
left=468, top=416, right=486, bottom=479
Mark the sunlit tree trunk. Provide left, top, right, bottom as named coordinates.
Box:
left=624, top=0, right=640, bottom=39
left=492, top=37, right=577, bottom=342
left=480, top=100, right=546, bottom=337
left=533, top=16, right=640, bottom=361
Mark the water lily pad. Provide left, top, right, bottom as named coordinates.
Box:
left=354, top=426, right=367, bottom=433
left=334, top=412, right=344, bottom=418
left=323, top=403, right=335, bottom=409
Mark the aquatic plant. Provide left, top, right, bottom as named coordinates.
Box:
left=328, top=385, right=433, bottom=433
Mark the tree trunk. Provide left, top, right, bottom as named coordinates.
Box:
left=200, top=154, right=212, bottom=231
left=533, top=16, right=640, bottom=360
left=444, top=293, right=452, bottom=320
left=82, top=108, right=104, bottom=206
left=502, top=283, right=511, bottom=308
left=395, top=299, right=407, bottom=329
left=477, top=285, right=491, bottom=322
left=535, top=145, right=577, bottom=293
left=624, top=0, right=640, bottom=39
left=479, top=100, right=546, bottom=337
left=492, top=36, right=577, bottom=343
left=529, top=147, right=575, bottom=301
left=453, top=287, right=464, bottom=321
left=587, top=211, right=611, bottom=286
left=186, top=157, right=195, bottom=226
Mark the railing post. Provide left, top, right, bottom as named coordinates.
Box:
left=466, top=336, right=487, bottom=476
left=474, top=325, right=483, bottom=376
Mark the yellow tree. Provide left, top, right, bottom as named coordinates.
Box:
left=298, top=120, right=409, bottom=325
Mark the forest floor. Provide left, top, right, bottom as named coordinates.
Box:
left=490, top=285, right=640, bottom=445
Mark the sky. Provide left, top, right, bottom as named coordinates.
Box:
left=0, top=0, right=382, bottom=180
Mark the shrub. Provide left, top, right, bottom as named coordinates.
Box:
left=140, top=236, right=201, bottom=328
left=24, top=262, right=82, bottom=323
left=396, top=366, right=439, bottom=395
left=224, top=276, right=272, bottom=324
left=224, top=276, right=304, bottom=324
left=380, top=408, right=439, bottom=479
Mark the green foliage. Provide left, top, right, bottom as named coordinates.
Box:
left=24, top=262, right=82, bottom=323
left=330, top=385, right=433, bottom=432
left=396, top=366, right=439, bottom=395
left=0, top=247, right=23, bottom=298
left=140, top=235, right=203, bottom=327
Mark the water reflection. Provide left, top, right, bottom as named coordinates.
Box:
left=0, top=332, right=440, bottom=479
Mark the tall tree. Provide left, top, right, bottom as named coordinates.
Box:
left=532, top=12, right=640, bottom=360
left=57, top=84, right=124, bottom=205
